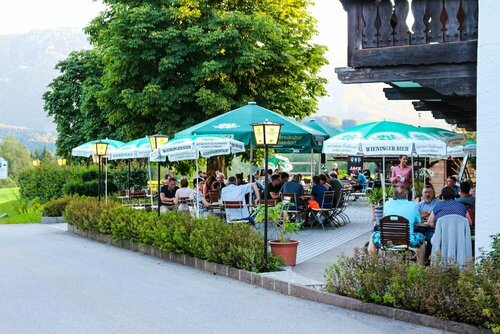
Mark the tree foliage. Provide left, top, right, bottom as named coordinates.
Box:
left=43, top=50, right=117, bottom=158
left=0, top=136, right=32, bottom=185
left=45, top=0, right=328, bottom=173
left=85, top=0, right=327, bottom=140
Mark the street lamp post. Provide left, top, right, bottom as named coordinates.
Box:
left=252, top=120, right=282, bottom=270
left=149, top=134, right=169, bottom=216
left=92, top=141, right=109, bottom=202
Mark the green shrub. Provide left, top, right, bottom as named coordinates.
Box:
left=325, top=248, right=500, bottom=331
left=18, top=165, right=75, bottom=203
left=12, top=198, right=42, bottom=214
left=64, top=198, right=283, bottom=272
left=42, top=196, right=75, bottom=216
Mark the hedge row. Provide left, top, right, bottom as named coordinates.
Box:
left=63, top=199, right=283, bottom=272
left=325, top=248, right=500, bottom=331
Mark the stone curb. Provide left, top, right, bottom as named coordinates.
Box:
left=41, top=216, right=66, bottom=224
left=67, top=225, right=489, bottom=334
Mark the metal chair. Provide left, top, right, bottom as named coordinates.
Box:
left=281, top=193, right=303, bottom=223
left=309, top=191, right=336, bottom=229
left=379, top=215, right=414, bottom=262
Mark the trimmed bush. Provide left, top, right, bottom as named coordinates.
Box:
left=42, top=196, right=76, bottom=217
left=325, top=248, right=500, bottom=331
left=64, top=198, right=283, bottom=272
left=18, top=165, right=75, bottom=203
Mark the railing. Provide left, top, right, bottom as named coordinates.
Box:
left=341, top=0, right=478, bottom=67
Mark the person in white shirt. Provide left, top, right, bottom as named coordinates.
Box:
left=221, top=176, right=261, bottom=224
left=174, top=178, right=193, bottom=212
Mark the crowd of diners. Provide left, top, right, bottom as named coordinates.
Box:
left=367, top=155, right=476, bottom=265
left=157, top=166, right=356, bottom=225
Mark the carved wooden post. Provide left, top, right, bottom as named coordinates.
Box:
left=411, top=0, right=428, bottom=45
left=461, top=0, right=478, bottom=40
left=427, top=0, right=444, bottom=42
left=393, top=0, right=410, bottom=46
left=377, top=0, right=394, bottom=47
left=444, top=0, right=461, bottom=42
left=362, top=1, right=379, bottom=48
left=342, top=0, right=364, bottom=67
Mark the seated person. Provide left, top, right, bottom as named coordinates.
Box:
left=267, top=174, right=282, bottom=201
left=427, top=186, right=472, bottom=227
left=160, top=178, right=178, bottom=213
left=216, top=172, right=226, bottom=189
left=280, top=174, right=305, bottom=209
left=190, top=178, right=212, bottom=217
left=368, top=186, right=426, bottom=265
left=318, top=174, right=332, bottom=191
left=351, top=169, right=366, bottom=192
left=455, top=181, right=475, bottom=208
left=174, top=178, right=194, bottom=211
left=328, top=172, right=343, bottom=207
left=441, top=176, right=460, bottom=198
left=221, top=176, right=260, bottom=223
left=417, top=185, right=438, bottom=220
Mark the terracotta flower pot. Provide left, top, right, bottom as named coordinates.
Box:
left=269, top=240, right=300, bottom=266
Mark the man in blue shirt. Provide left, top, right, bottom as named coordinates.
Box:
left=368, top=186, right=426, bottom=265
left=351, top=169, right=366, bottom=192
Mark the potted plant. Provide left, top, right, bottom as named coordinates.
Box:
left=253, top=201, right=302, bottom=266
left=367, top=186, right=393, bottom=225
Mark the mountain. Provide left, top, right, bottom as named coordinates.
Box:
left=0, top=28, right=90, bottom=132
left=0, top=123, right=56, bottom=152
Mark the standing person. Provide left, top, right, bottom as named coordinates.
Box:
left=190, top=178, right=211, bottom=217
left=331, top=162, right=339, bottom=174
left=160, top=178, right=178, bottom=213
left=174, top=178, right=193, bottom=212
left=221, top=176, right=261, bottom=224
left=390, top=155, right=413, bottom=199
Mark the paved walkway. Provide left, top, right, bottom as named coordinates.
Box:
left=0, top=224, right=441, bottom=334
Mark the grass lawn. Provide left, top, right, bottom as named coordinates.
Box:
left=0, top=188, right=41, bottom=224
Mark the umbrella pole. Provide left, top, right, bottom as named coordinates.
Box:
left=249, top=144, right=253, bottom=182
left=310, top=148, right=314, bottom=179
left=157, top=162, right=161, bottom=216
left=411, top=155, right=415, bottom=201
left=127, top=159, right=131, bottom=198
left=105, top=158, right=108, bottom=204
left=382, top=156, right=386, bottom=204
left=196, top=154, right=200, bottom=219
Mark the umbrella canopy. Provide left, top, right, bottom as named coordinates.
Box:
left=176, top=102, right=326, bottom=148
left=268, top=154, right=293, bottom=172
left=302, top=119, right=341, bottom=138
left=446, top=141, right=476, bottom=157
left=418, top=127, right=466, bottom=147
left=108, top=137, right=152, bottom=160
left=151, top=135, right=245, bottom=162
left=71, top=139, right=125, bottom=157
left=322, top=121, right=447, bottom=156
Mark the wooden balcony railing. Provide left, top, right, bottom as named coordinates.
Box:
left=341, top=0, right=478, bottom=67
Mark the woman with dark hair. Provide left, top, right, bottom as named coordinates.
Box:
left=203, top=175, right=216, bottom=196
left=427, top=187, right=472, bottom=227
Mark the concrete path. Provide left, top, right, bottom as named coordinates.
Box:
left=0, top=224, right=442, bottom=334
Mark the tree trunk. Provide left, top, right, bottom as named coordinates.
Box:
left=206, top=156, right=227, bottom=177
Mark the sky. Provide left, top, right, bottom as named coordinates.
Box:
left=0, top=0, right=449, bottom=128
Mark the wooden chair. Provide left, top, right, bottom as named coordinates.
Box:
left=259, top=199, right=278, bottom=207
left=222, top=200, right=250, bottom=224
left=379, top=215, right=413, bottom=261
left=207, top=190, right=221, bottom=204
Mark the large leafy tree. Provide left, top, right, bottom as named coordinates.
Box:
left=0, top=137, right=32, bottom=185
left=85, top=0, right=328, bottom=140
left=43, top=50, right=118, bottom=158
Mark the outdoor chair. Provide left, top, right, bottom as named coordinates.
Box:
left=207, top=190, right=221, bottom=204
left=431, top=214, right=472, bottom=266
left=222, top=200, right=251, bottom=224
left=308, top=191, right=336, bottom=229
left=177, top=196, right=193, bottom=214
left=379, top=215, right=414, bottom=262
left=281, top=193, right=303, bottom=223
left=259, top=199, right=278, bottom=207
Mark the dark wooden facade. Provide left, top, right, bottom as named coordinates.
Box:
left=336, top=0, right=477, bottom=130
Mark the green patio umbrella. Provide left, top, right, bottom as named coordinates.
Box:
left=302, top=119, right=341, bottom=138
left=108, top=137, right=152, bottom=160
left=418, top=127, right=466, bottom=147
left=71, top=139, right=125, bottom=157
left=176, top=102, right=326, bottom=147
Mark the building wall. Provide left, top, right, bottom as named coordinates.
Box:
left=476, top=2, right=500, bottom=254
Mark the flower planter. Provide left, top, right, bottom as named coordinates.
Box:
left=269, top=240, right=300, bottom=266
